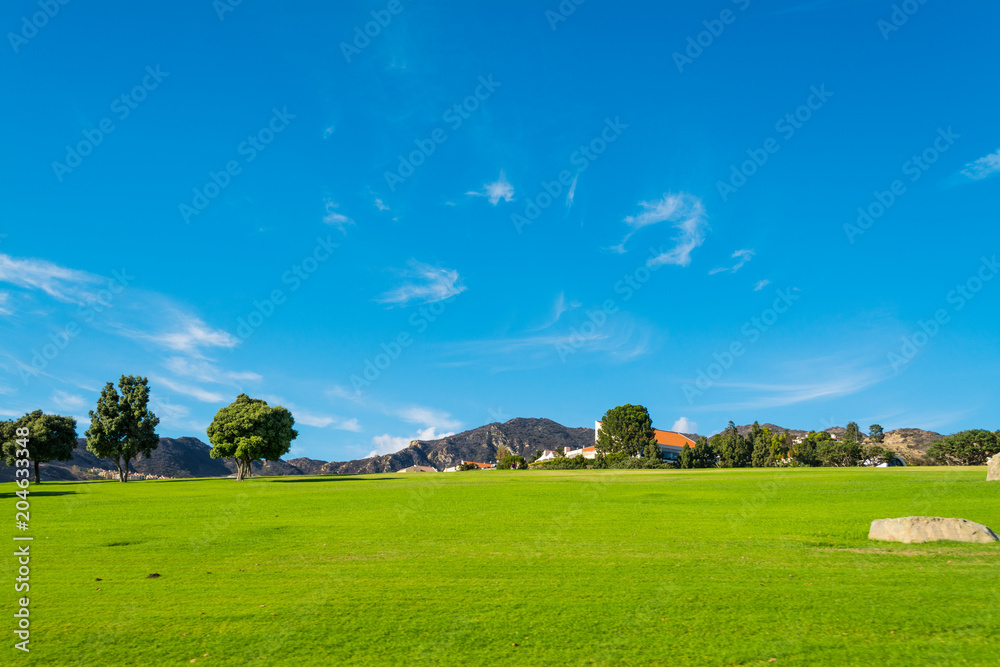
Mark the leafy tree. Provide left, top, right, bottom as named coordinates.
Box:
left=762, top=428, right=789, bottom=464
left=595, top=404, right=656, bottom=457
left=819, top=435, right=862, bottom=467
left=643, top=440, right=662, bottom=461
left=678, top=444, right=695, bottom=469
left=458, top=462, right=481, bottom=471
left=792, top=432, right=830, bottom=467
left=207, top=394, right=297, bottom=481
left=693, top=436, right=717, bottom=468
left=495, top=444, right=513, bottom=461
left=497, top=455, right=527, bottom=470
left=843, top=421, right=861, bottom=445
left=750, top=435, right=769, bottom=468
left=712, top=421, right=750, bottom=468
left=927, top=430, right=1000, bottom=466
left=868, top=424, right=885, bottom=445
left=86, top=376, right=160, bottom=482
left=1, top=411, right=77, bottom=483
left=531, top=449, right=543, bottom=462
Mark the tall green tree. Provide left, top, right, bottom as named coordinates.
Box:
left=678, top=444, right=695, bottom=469
left=747, top=421, right=768, bottom=467
left=595, top=404, right=656, bottom=457
left=207, top=394, right=298, bottom=481
left=843, top=421, right=861, bottom=445
left=712, top=421, right=750, bottom=468
left=86, top=376, right=160, bottom=482
left=868, top=424, right=885, bottom=445
left=693, top=436, right=717, bottom=468
left=767, top=429, right=789, bottom=463
left=1, top=411, right=77, bottom=483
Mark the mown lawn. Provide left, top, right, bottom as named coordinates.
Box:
left=3, top=467, right=998, bottom=665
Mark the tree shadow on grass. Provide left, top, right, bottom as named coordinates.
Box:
left=0, top=490, right=78, bottom=499
left=267, top=475, right=403, bottom=483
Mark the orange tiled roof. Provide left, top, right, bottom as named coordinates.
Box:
left=653, top=429, right=696, bottom=449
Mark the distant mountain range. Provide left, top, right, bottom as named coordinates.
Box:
left=0, top=419, right=945, bottom=482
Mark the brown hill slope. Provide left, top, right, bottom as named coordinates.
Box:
left=319, top=418, right=595, bottom=474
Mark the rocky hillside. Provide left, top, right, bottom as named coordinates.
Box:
left=317, top=418, right=595, bottom=474
left=881, top=428, right=943, bottom=464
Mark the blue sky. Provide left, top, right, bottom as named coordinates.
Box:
left=1, top=0, right=998, bottom=461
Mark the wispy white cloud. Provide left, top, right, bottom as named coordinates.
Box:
left=689, top=371, right=889, bottom=412
left=709, top=249, right=754, bottom=275
left=394, top=405, right=462, bottom=430
left=327, top=384, right=364, bottom=404
left=566, top=174, right=579, bottom=208
left=753, top=280, right=771, bottom=292
left=368, top=426, right=456, bottom=458
left=263, top=397, right=362, bottom=432
left=51, top=390, right=86, bottom=411
left=338, top=418, right=362, bottom=432
left=151, top=376, right=226, bottom=404
left=127, top=314, right=239, bottom=358
left=378, top=260, right=466, bottom=306
left=0, top=291, right=10, bottom=315
left=443, top=314, right=654, bottom=371
left=613, top=193, right=708, bottom=267
left=961, top=148, right=1000, bottom=181
left=323, top=199, right=354, bottom=233
left=467, top=171, right=515, bottom=205
left=163, top=356, right=261, bottom=385
left=531, top=292, right=581, bottom=331
left=150, top=398, right=191, bottom=424
left=671, top=417, right=698, bottom=434
left=0, top=253, right=107, bottom=306
left=295, top=411, right=361, bottom=431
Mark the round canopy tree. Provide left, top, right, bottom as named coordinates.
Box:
left=207, top=394, right=297, bottom=481
left=596, top=404, right=656, bottom=457
left=1, top=410, right=77, bottom=483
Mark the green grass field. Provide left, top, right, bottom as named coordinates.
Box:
left=3, top=467, right=998, bottom=666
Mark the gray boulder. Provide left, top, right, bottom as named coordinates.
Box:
left=988, top=453, right=1000, bottom=481
left=869, top=516, right=998, bottom=544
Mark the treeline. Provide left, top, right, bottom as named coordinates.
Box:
left=677, top=421, right=895, bottom=469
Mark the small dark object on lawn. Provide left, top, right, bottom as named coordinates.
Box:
left=95, top=578, right=102, bottom=581
left=147, top=573, right=161, bottom=578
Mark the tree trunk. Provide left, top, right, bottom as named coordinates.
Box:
left=236, top=458, right=248, bottom=481
left=33, top=460, right=40, bottom=484
left=117, top=458, right=129, bottom=483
